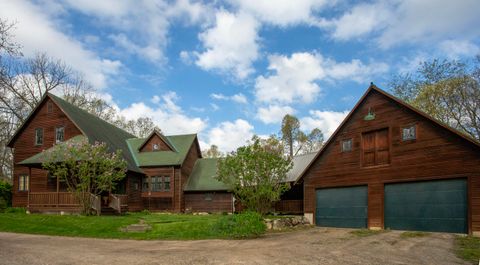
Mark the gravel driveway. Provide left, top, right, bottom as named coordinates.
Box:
left=0, top=228, right=468, bottom=265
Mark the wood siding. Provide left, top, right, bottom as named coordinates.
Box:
left=185, top=192, right=233, bottom=213
left=11, top=97, right=83, bottom=207
left=140, top=167, right=174, bottom=210
left=176, top=139, right=201, bottom=212
left=139, top=134, right=172, bottom=152
left=303, top=90, right=480, bottom=233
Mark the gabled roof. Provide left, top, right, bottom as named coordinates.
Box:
left=184, top=158, right=230, bottom=191
left=137, top=128, right=177, bottom=152
left=8, top=93, right=142, bottom=173
left=297, top=83, right=480, bottom=180
left=126, top=134, right=197, bottom=167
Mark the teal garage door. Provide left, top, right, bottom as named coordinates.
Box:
left=384, top=179, right=467, bottom=233
left=315, top=186, right=368, bottom=228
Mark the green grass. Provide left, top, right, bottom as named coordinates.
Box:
left=455, top=236, right=480, bottom=264
left=350, top=229, right=387, bottom=237
left=400, top=231, right=430, bottom=238
left=0, top=212, right=264, bottom=240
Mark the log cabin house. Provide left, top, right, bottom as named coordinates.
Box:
left=299, top=84, right=480, bottom=235
left=7, top=93, right=306, bottom=215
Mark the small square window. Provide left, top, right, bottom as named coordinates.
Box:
left=152, top=143, right=159, bottom=150
left=204, top=193, right=213, bottom=201
left=35, top=128, right=43, bottom=146
left=402, top=125, right=416, bottom=141
left=133, top=182, right=139, bottom=191
left=55, top=127, right=65, bottom=143
left=341, top=139, right=353, bottom=152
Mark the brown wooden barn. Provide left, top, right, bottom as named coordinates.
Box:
left=300, top=84, right=480, bottom=235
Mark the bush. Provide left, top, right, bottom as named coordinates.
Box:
left=0, top=180, right=12, bottom=211
left=214, top=211, right=266, bottom=239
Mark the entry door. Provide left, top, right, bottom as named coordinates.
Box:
left=315, top=186, right=368, bottom=228
left=384, top=179, right=467, bottom=233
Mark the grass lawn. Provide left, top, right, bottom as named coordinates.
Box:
left=455, top=236, right=480, bottom=264
left=0, top=212, right=244, bottom=240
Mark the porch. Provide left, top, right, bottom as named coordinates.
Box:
left=27, top=192, right=128, bottom=215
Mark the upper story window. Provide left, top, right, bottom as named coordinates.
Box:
left=144, top=176, right=171, bottom=192
left=362, top=128, right=390, bottom=167
left=47, top=102, right=53, bottom=113
left=55, top=127, right=65, bottom=143
left=402, top=125, right=416, bottom=141
left=35, top=128, right=43, bottom=146
left=18, top=175, right=29, bottom=191
left=152, top=143, right=159, bottom=151
left=341, top=139, right=353, bottom=152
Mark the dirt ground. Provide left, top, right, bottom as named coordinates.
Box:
left=0, top=228, right=469, bottom=265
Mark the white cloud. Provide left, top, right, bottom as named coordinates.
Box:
left=301, top=110, right=349, bottom=138
left=255, top=52, right=387, bottom=104
left=256, top=105, right=295, bottom=124
left=195, top=11, right=259, bottom=79
left=255, top=52, right=325, bottom=104
left=0, top=0, right=122, bottom=89
left=202, top=119, right=254, bottom=152
left=229, top=0, right=328, bottom=26
left=211, top=93, right=248, bottom=104
left=438, top=40, right=480, bottom=59
left=119, top=92, right=207, bottom=135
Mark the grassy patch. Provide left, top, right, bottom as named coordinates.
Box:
left=400, top=231, right=429, bottom=238
left=0, top=212, right=265, bottom=240
left=350, top=229, right=387, bottom=237
left=455, top=236, right=480, bottom=264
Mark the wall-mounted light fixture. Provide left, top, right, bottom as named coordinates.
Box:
left=364, top=107, right=376, bottom=121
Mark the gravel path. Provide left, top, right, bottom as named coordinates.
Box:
left=0, top=228, right=468, bottom=265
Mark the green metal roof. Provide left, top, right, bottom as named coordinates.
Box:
left=126, top=134, right=197, bottom=167
left=184, top=158, right=230, bottom=191
left=48, top=93, right=141, bottom=173
left=18, top=135, right=88, bottom=165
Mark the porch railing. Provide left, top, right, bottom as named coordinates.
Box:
left=29, top=192, right=80, bottom=207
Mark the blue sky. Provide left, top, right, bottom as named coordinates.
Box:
left=1, top=0, right=479, bottom=151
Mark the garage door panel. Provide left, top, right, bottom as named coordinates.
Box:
left=385, top=179, right=467, bottom=233
left=316, top=186, right=367, bottom=229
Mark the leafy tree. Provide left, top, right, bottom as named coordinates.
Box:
left=202, top=144, right=223, bottom=158
left=216, top=136, right=292, bottom=215
left=390, top=57, right=480, bottom=140
left=280, top=114, right=324, bottom=157
left=42, top=139, right=127, bottom=215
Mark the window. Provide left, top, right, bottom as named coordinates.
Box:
left=47, top=102, right=53, bottom=113
left=144, top=176, right=171, bottom=192
left=133, top=182, right=139, bottom=191
left=18, top=175, right=29, bottom=191
left=402, top=125, right=416, bottom=141
left=142, top=178, right=149, bottom=192
left=55, top=127, right=65, bottom=143
left=35, top=128, right=43, bottom=145
left=151, top=176, right=162, bottom=191
left=204, top=193, right=213, bottom=201
left=163, top=176, right=170, bottom=191
left=341, top=139, right=352, bottom=152
left=152, top=143, right=159, bottom=151
left=362, top=128, right=390, bottom=167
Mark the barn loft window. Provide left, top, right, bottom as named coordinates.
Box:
left=402, top=125, right=416, bottom=141
left=18, top=175, right=29, bottom=191
left=55, top=127, right=65, bottom=143
left=341, top=139, right=353, bottom=152
left=152, top=143, right=159, bottom=151
left=35, top=128, right=43, bottom=146
left=362, top=128, right=390, bottom=167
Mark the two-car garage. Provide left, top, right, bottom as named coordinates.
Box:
left=315, top=179, right=468, bottom=233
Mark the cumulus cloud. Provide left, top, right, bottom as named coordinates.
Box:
left=0, top=1, right=122, bottom=89
left=210, top=93, right=248, bottom=104
left=256, top=105, right=295, bottom=124
left=195, top=11, right=260, bottom=79
left=201, top=119, right=255, bottom=152
left=438, top=40, right=480, bottom=59
left=301, top=110, right=349, bottom=138
left=119, top=92, right=207, bottom=135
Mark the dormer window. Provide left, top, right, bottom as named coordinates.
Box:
left=152, top=143, right=159, bottom=151
left=402, top=125, right=416, bottom=141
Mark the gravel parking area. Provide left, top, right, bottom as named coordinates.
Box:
left=0, top=228, right=468, bottom=265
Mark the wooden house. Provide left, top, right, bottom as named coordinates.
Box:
left=299, top=84, right=480, bottom=235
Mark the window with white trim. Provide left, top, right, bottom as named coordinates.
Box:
left=402, top=125, right=416, bottom=141
left=55, top=127, right=65, bottom=143
left=18, top=175, right=29, bottom=191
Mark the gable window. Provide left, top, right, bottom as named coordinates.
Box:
left=55, top=127, right=65, bottom=143
left=341, top=139, right=353, bottom=152
left=18, top=175, right=29, bottom=191
left=402, top=125, right=416, bottom=141
left=152, top=143, right=159, bottom=151
left=362, top=128, right=390, bottom=167
left=47, top=102, right=53, bottom=113
left=35, top=128, right=43, bottom=146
